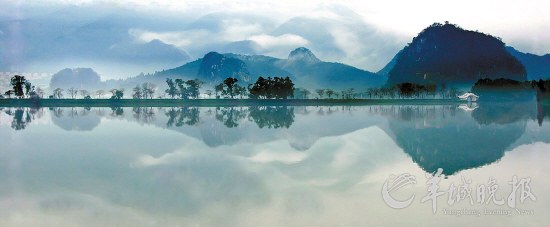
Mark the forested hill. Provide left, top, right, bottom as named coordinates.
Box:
left=386, top=22, right=526, bottom=86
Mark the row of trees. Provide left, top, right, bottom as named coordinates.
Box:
left=49, top=88, right=124, bottom=99
left=164, top=76, right=295, bottom=99
left=311, top=83, right=459, bottom=99
left=1, top=75, right=462, bottom=101
left=132, top=83, right=157, bottom=99
left=165, top=79, right=202, bottom=99
left=2, top=75, right=44, bottom=99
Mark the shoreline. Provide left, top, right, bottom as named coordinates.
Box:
left=0, top=98, right=469, bottom=107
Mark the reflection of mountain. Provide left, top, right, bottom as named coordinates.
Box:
left=472, top=101, right=537, bottom=125
left=50, top=107, right=101, bottom=131
left=385, top=105, right=527, bottom=175
left=37, top=104, right=548, bottom=176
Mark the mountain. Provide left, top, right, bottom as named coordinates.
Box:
left=506, top=47, right=550, bottom=80
left=386, top=22, right=527, bottom=86
left=150, top=47, right=385, bottom=90
left=50, top=68, right=102, bottom=90
left=376, top=50, right=401, bottom=78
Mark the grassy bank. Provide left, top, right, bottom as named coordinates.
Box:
left=0, top=98, right=467, bottom=107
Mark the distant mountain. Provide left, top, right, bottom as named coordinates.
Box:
left=50, top=68, right=102, bottom=90
left=386, top=23, right=527, bottom=86
left=506, top=47, right=550, bottom=80
left=150, top=47, right=385, bottom=90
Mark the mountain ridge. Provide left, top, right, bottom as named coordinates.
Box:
left=146, top=47, right=385, bottom=90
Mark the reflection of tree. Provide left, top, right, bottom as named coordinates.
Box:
left=165, top=107, right=200, bottom=127
left=4, top=107, right=41, bottom=130
left=132, top=107, right=156, bottom=124
left=248, top=106, right=294, bottom=129
left=215, top=107, right=247, bottom=128
left=110, top=106, right=124, bottom=116
left=11, top=109, right=30, bottom=130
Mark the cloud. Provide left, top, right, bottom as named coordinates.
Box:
left=129, top=29, right=194, bottom=49
left=248, top=34, right=309, bottom=49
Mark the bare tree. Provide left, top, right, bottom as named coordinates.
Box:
left=35, top=87, right=45, bottom=98
left=315, top=89, right=325, bottom=99
left=96, top=90, right=105, bottom=99
left=67, top=87, right=78, bottom=99
left=53, top=88, right=64, bottom=99
left=79, top=90, right=90, bottom=98
left=142, top=83, right=157, bottom=99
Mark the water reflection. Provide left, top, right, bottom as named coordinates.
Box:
left=50, top=107, right=101, bottom=131
left=1, top=103, right=549, bottom=226
left=1, top=103, right=549, bottom=176
left=386, top=105, right=527, bottom=175
left=3, top=107, right=43, bottom=130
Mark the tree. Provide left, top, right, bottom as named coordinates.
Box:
left=223, top=77, right=239, bottom=98
left=301, top=89, right=311, bottom=99
left=79, top=90, right=90, bottom=98
left=315, top=89, right=325, bottom=99
left=110, top=89, right=124, bottom=99
left=53, top=88, right=64, bottom=99
left=141, top=82, right=156, bottom=99
left=184, top=79, right=202, bottom=99
left=248, top=76, right=294, bottom=99
left=36, top=87, right=45, bottom=98
left=215, top=84, right=224, bottom=99
left=4, top=90, right=13, bottom=98
left=67, top=87, right=78, bottom=99
left=325, top=89, right=335, bottom=99
left=10, top=75, right=27, bottom=98
left=132, top=85, right=143, bottom=99
left=204, top=90, right=213, bottom=98
left=165, top=79, right=178, bottom=98
left=96, top=90, right=105, bottom=99
left=235, top=85, right=247, bottom=99
left=24, top=81, right=33, bottom=97
left=174, top=79, right=202, bottom=99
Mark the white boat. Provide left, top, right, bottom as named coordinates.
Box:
left=457, top=92, right=479, bottom=102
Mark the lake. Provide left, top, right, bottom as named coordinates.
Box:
left=0, top=102, right=548, bottom=226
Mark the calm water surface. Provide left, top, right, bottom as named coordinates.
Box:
left=0, top=103, right=549, bottom=226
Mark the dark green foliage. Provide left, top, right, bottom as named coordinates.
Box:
left=223, top=77, right=239, bottom=98
left=174, top=79, right=203, bottom=99
left=472, top=78, right=538, bottom=101
left=10, top=75, right=27, bottom=98
left=248, top=76, right=295, bottom=99
left=110, top=89, right=124, bottom=99
left=165, top=79, right=178, bottom=98
left=388, top=23, right=527, bottom=86
left=215, top=107, right=248, bottom=128
left=248, top=106, right=294, bottom=129
left=165, top=107, right=200, bottom=126
left=4, top=90, right=14, bottom=98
